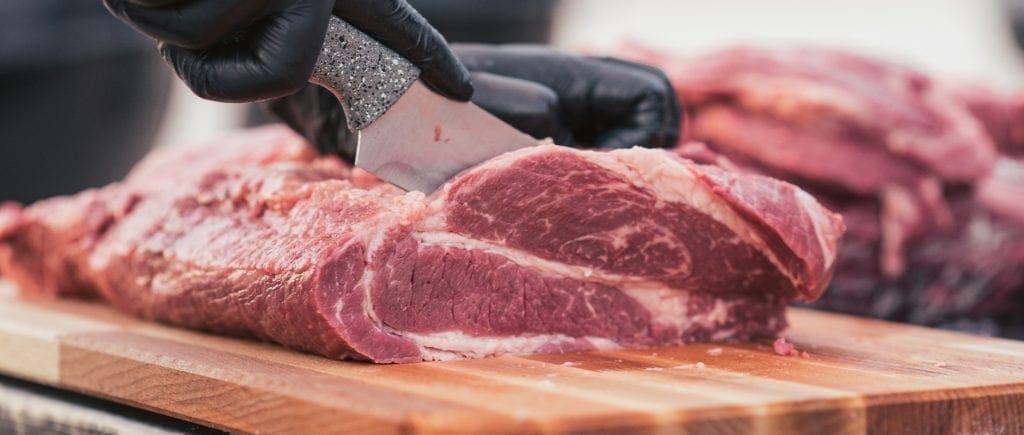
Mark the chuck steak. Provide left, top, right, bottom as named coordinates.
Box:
left=0, top=126, right=843, bottom=362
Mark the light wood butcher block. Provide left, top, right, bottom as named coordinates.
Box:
left=0, top=281, right=1022, bottom=434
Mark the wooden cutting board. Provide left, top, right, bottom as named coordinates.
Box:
left=0, top=281, right=1022, bottom=434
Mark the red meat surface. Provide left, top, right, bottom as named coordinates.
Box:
left=636, top=45, right=1024, bottom=335
left=0, top=126, right=843, bottom=362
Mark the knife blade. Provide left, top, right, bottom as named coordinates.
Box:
left=309, top=16, right=537, bottom=193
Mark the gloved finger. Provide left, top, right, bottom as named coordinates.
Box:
left=159, top=0, right=334, bottom=102
left=104, top=0, right=275, bottom=49
left=333, top=0, right=473, bottom=101
left=265, top=86, right=357, bottom=161
left=453, top=44, right=681, bottom=149
left=469, top=72, right=572, bottom=146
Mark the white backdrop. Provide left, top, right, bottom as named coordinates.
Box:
left=553, top=0, right=1024, bottom=88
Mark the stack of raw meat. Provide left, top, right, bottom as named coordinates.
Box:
left=632, top=46, right=1024, bottom=336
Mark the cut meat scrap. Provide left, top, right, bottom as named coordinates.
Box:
left=0, top=126, right=844, bottom=362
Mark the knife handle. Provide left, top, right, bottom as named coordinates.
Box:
left=309, top=16, right=421, bottom=131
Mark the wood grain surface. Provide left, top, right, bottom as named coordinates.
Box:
left=0, top=281, right=1022, bottom=434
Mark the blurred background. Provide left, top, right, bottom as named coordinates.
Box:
left=4, top=0, right=1024, bottom=202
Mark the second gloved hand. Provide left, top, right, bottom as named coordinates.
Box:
left=103, top=0, right=472, bottom=102
left=269, top=44, right=682, bottom=160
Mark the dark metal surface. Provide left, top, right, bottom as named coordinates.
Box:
left=0, top=375, right=222, bottom=435
left=0, top=0, right=172, bottom=203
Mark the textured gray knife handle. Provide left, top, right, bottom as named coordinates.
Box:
left=310, top=16, right=421, bottom=131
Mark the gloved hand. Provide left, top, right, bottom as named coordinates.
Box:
left=103, top=0, right=472, bottom=102
left=269, top=44, right=682, bottom=160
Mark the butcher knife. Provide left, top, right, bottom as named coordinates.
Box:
left=308, top=16, right=537, bottom=193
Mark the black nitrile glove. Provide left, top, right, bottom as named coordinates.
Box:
left=269, top=44, right=682, bottom=161
left=103, top=0, right=472, bottom=102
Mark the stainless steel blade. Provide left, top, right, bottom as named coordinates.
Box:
left=355, top=81, right=538, bottom=193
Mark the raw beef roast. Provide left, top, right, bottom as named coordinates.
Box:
left=0, top=126, right=843, bottom=362
left=632, top=45, right=1024, bottom=336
